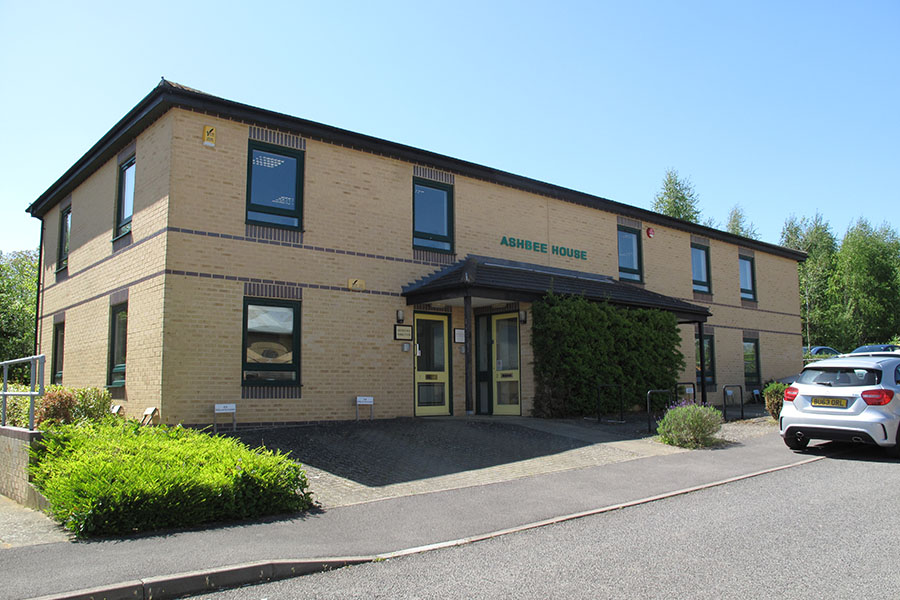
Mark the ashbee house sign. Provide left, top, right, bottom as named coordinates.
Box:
left=500, top=236, right=587, bottom=260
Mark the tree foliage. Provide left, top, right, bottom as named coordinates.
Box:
left=0, top=249, right=39, bottom=381
left=780, top=213, right=837, bottom=349
left=827, top=219, right=900, bottom=349
left=725, top=205, right=759, bottom=239
left=652, top=169, right=701, bottom=223
left=781, top=215, right=900, bottom=351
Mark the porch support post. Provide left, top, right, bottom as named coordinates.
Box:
left=697, top=322, right=708, bottom=405
left=464, top=295, right=474, bottom=415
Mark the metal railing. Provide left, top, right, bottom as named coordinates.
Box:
left=1, top=355, right=45, bottom=430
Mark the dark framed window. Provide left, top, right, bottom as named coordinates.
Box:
left=691, top=244, right=711, bottom=293
left=52, top=323, right=65, bottom=385
left=108, top=303, right=127, bottom=387
left=617, top=226, right=642, bottom=281
left=695, top=333, right=716, bottom=389
left=58, top=206, right=71, bottom=270
left=242, top=298, right=301, bottom=385
left=115, top=156, right=135, bottom=238
left=743, top=338, right=761, bottom=389
left=246, top=141, right=304, bottom=230
left=413, top=178, right=453, bottom=253
left=739, top=256, right=756, bottom=301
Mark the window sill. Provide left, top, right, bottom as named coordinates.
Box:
left=112, top=230, right=133, bottom=252
left=741, top=299, right=758, bottom=309
left=618, top=278, right=645, bottom=287
left=692, top=291, right=713, bottom=302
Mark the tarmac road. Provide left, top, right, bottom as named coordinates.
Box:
left=193, top=444, right=899, bottom=599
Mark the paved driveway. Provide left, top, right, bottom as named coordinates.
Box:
left=233, top=415, right=774, bottom=509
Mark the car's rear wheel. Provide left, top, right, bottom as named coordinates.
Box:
left=784, top=434, right=809, bottom=451
left=885, top=426, right=900, bottom=459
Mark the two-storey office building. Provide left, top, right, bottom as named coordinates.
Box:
left=27, top=80, right=805, bottom=425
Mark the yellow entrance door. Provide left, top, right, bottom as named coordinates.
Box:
left=414, top=313, right=451, bottom=416
left=492, top=313, right=521, bottom=416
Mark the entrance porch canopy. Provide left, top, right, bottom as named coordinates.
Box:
left=403, top=256, right=713, bottom=411
left=402, top=255, right=710, bottom=324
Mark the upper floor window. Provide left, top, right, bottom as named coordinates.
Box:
left=246, top=141, right=304, bottom=230
left=115, top=157, right=135, bottom=238
left=739, top=255, right=756, bottom=301
left=617, top=226, right=642, bottom=282
left=691, top=244, right=711, bottom=293
left=58, top=206, right=71, bottom=270
left=243, top=298, right=301, bottom=385
left=108, top=303, right=128, bottom=387
left=413, top=178, right=453, bottom=253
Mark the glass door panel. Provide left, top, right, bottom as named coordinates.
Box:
left=414, top=314, right=450, bottom=416
left=492, top=313, right=521, bottom=415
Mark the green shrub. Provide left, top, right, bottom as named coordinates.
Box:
left=532, top=293, right=685, bottom=417
left=764, top=381, right=788, bottom=420
left=657, top=404, right=723, bottom=448
left=29, top=420, right=312, bottom=537
left=2, top=385, right=111, bottom=428
left=2, top=382, right=33, bottom=427
left=35, top=388, right=78, bottom=425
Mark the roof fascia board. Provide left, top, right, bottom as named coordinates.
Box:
left=27, top=86, right=175, bottom=218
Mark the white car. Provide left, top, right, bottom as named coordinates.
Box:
left=780, top=354, right=900, bottom=456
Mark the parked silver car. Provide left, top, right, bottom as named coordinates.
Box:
left=780, top=354, right=900, bottom=456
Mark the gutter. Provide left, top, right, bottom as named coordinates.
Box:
left=33, top=222, right=43, bottom=356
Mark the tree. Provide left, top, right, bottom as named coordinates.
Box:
left=827, top=219, right=900, bottom=350
left=725, top=205, right=759, bottom=239
left=652, top=169, right=701, bottom=223
left=0, top=249, right=39, bottom=382
left=780, top=214, right=837, bottom=349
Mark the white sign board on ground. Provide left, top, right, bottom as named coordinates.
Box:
left=356, top=396, right=374, bottom=420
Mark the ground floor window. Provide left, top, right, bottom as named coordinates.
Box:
left=108, top=303, right=127, bottom=386
left=695, top=332, right=715, bottom=390
left=242, top=298, right=301, bottom=385
left=52, top=322, right=64, bottom=384
left=743, top=338, right=761, bottom=389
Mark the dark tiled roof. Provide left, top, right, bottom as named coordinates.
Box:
left=403, top=255, right=710, bottom=322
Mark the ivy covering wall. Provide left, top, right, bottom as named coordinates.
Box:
left=531, top=293, right=685, bottom=417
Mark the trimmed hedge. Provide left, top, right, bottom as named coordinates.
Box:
left=29, top=420, right=312, bottom=537
left=531, top=293, right=685, bottom=417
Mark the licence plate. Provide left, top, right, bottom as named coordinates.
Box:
left=811, top=397, right=848, bottom=408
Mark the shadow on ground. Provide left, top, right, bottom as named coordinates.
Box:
left=233, top=419, right=597, bottom=487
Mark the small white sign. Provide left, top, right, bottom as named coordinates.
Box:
left=356, top=396, right=374, bottom=405
left=215, top=403, right=237, bottom=414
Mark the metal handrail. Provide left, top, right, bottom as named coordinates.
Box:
left=1, top=355, right=45, bottom=430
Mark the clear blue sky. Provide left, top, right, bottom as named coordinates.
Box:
left=1, top=0, right=897, bottom=253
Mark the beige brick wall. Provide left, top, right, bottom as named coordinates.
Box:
left=36, top=113, right=172, bottom=420
left=37, top=105, right=802, bottom=424
left=0, top=427, right=47, bottom=509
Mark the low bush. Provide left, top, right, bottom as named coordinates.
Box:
left=1, top=385, right=111, bottom=428
left=657, top=403, right=723, bottom=449
left=35, top=388, right=78, bottom=425
left=2, top=382, right=32, bottom=427
left=764, top=381, right=788, bottom=420
left=29, top=420, right=312, bottom=537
